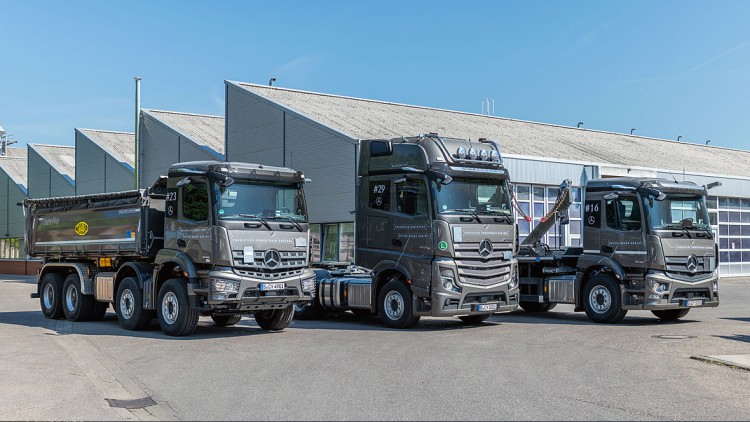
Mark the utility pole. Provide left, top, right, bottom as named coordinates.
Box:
left=134, top=77, right=141, bottom=189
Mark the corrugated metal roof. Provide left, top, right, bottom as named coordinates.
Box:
left=232, top=81, right=750, bottom=179
left=143, top=109, right=225, bottom=155
left=0, top=156, right=28, bottom=188
left=29, top=144, right=75, bottom=180
left=77, top=129, right=135, bottom=168
left=5, top=147, right=27, bottom=158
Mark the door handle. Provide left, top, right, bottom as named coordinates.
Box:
left=177, top=239, right=187, bottom=248
left=392, top=239, right=403, bottom=247
left=600, top=246, right=614, bottom=254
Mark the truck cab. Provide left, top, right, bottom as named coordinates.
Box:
left=517, top=177, right=719, bottom=323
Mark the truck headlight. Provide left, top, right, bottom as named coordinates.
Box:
left=439, top=268, right=459, bottom=292
left=211, top=278, right=240, bottom=300
left=508, top=272, right=519, bottom=290
left=648, top=279, right=668, bottom=294
left=301, top=277, right=316, bottom=292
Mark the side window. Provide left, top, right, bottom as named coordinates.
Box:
left=606, top=197, right=641, bottom=231
left=182, top=182, right=209, bottom=221
left=396, top=179, right=428, bottom=217
left=369, top=180, right=390, bottom=211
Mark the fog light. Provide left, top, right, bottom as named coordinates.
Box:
left=468, top=147, right=478, bottom=160
left=648, top=279, right=668, bottom=294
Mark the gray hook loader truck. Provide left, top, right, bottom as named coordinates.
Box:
left=295, top=134, right=520, bottom=328
left=25, top=161, right=316, bottom=336
left=516, top=177, right=720, bottom=323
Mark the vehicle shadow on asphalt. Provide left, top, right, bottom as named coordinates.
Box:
left=713, top=334, right=750, bottom=344
left=290, top=312, right=504, bottom=332
left=721, top=317, right=750, bottom=323
left=0, top=310, right=288, bottom=340
left=491, top=310, right=700, bottom=327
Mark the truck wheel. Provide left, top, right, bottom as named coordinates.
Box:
left=293, top=301, right=326, bottom=320
left=254, top=305, right=294, bottom=331
left=458, top=314, right=490, bottom=325
left=157, top=279, right=200, bottom=336
left=63, top=273, right=96, bottom=322
left=90, top=302, right=109, bottom=321
left=211, top=314, right=242, bottom=326
left=116, top=277, right=153, bottom=330
left=582, top=274, right=628, bottom=324
left=651, top=309, right=690, bottom=321
left=378, top=280, right=420, bottom=329
left=40, top=272, right=65, bottom=319
left=519, top=301, right=558, bottom=312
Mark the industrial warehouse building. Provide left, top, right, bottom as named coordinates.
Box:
left=0, top=148, right=28, bottom=258
left=138, top=109, right=224, bottom=187
left=224, top=81, right=750, bottom=276
left=27, top=144, right=75, bottom=199
left=74, top=128, right=135, bottom=195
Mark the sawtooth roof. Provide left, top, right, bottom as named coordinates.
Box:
left=143, top=109, right=225, bottom=156
left=29, top=144, right=75, bottom=181
left=5, top=147, right=27, bottom=158
left=231, top=81, right=750, bottom=179
left=0, top=154, right=28, bottom=189
left=77, top=129, right=135, bottom=169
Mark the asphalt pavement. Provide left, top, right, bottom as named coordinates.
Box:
left=1, top=275, right=749, bottom=421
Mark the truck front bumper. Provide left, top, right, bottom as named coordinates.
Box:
left=622, top=271, right=719, bottom=311
left=203, top=269, right=315, bottom=311
left=431, top=262, right=519, bottom=317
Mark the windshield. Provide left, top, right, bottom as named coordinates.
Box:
left=215, top=180, right=307, bottom=222
left=434, top=177, right=512, bottom=215
left=643, top=194, right=710, bottom=230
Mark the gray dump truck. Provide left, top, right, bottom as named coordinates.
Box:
left=296, top=134, right=520, bottom=328
left=26, top=161, right=316, bottom=336
left=517, top=177, right=720, bottom=323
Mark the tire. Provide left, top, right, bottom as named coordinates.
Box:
left=254, top=305, right=294, bottom=331
left=459, top=314, right=491, bottom=325
left=351, top=308, right=372, bottom=317
left=116, top=277, right=153, bottom=331
left=90, top=302, right=109, bottom=321
left=62, top=273, right=97, bottom=322
left=582, top=274, right=628, bottom=324
left=519, top=301, right=558, bottom=312
left=40, top=272, right=64, bottom=319
left=293, top=301, right=326, bottom=320
left=157, top=278, right=200, bottom=336
left=651, top=309, right=690, bottom=321
left=378, top=280, right=420, bottom=329
left=211, top=314, right=242, bottom=326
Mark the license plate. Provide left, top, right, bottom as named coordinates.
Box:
left=260, top=282, right=286, bottom=291
left=684, top=299, right=704, bottom=307
left=476, top=304, right=498, bottom=312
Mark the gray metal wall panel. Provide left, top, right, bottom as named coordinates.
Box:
left=27, top=148, right=50, bottom=199
left=656, top=171, right=750, bottom=198
left=50, top=171, right=75, bottom=197
left=179, top=139, right=218, bottom=163
left=504, top=157, right=590, bottom=186
left=105, top=155, right=134, bottom=193
left=75, top=133, right=106, bottom=195
left=226, top=85, right=284, bottom=166
left=284, top=113, right=356, bottom=224
left=140, top=114, right=180, bottom=187
left=0, top=172, right=26, bottom=238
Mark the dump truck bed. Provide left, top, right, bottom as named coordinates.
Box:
left=24, top=190, right=165, bottom=258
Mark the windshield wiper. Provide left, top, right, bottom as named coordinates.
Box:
left=450, top=208, right=482, bottom=222
left=492, top=214, right=514, bottom=224
left=237, top=214, right=272, bottom=230
left=272, top=216, right=304, bottom=231
left=662, top=224, right=692, bottom=238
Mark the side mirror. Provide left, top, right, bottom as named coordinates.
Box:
left=369, top=140, right=393, bottom=157
left=425, top=169, right=452, bottom=185
left=176, top=177, right=191, bottom=187
left=603, top=192, right=619, bottom=200
left=706, top=181, right=722, bottom=190
left=304, top=178, right=313, bottom=183
left=393, top=176, right=407, bottom=184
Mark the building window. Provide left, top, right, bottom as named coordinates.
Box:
left=514, top=183, right=582, bottom=247
left=311, top=222, right=356, bottom=263
left=310, top=224, right=321, bottom=262
left=322, top=224, right=339, bottom=262
left=339, top=223, right=355, bottom=263
left=715, top=195, right=750, bottom=276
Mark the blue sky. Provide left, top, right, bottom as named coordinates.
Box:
left=1, top=0, right=749, bottom=150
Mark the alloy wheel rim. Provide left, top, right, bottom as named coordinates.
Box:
left=589, top=285, right=611, bottom=314
left=162, top=292, right=179, bottom=325
left=384, top=291, right=404, bottom=320
left=43, top=283, right=54, bottom=309
left=65, top=284, right=77, bottom=311
left=120, top=289, right=135, bottom=319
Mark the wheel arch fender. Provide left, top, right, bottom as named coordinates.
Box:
left=370, top=260, right=412, bottom=313
left=574, top=255, right=627, bottom=310
left=40, top=262, right=95, bottom=295
left=115, top=262, right=155, bottom=309
left=153, top=250, right=199, bottom=309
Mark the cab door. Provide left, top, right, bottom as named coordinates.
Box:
left=601, top=194, right=647, bottom=269
left=390, top=175, right=433, bottom=298
left=164, top=176, right=213, bottom=265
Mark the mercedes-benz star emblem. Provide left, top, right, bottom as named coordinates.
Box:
left=264, top=249, right=282, bottom=269
left=686, top=255, right=698, bottom=273
left=479, top=239, right=493, bottom=258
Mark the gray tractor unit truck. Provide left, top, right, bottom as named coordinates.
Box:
left=296, top=134, right=520, bottom=328
left=25, top=161, right=316, bottom=336
left=517, top=177, right=720, bottom=323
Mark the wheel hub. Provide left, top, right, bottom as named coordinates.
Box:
left=120, top=289, right=135, bottom=319
left=43, top=283, right=54, bottom=309
left=65, top=284, right=77, bottom=311
left=589, top=285, right=611, bottom=314
left=162, top=292, right=179, bottom=325
left=384, top=291, right=404, bottom=320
